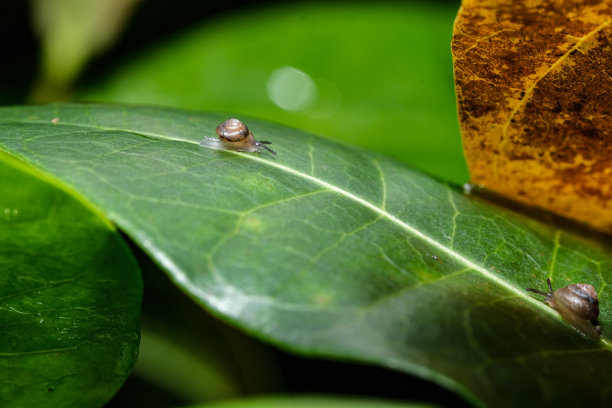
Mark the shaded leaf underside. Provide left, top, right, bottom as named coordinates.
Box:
left=0, top=104, right=612, bottom=406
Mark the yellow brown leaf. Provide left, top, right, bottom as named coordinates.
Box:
left=452, top=0, right=612, bottom=232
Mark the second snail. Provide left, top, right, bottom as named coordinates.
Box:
left=526, top=278, right=601, bottom=339
left=200, top=118, right=276, bottom=155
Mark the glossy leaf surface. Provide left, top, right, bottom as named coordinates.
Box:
left=0, top=153, right=142, bottom=407
left=0, top=104, right=611, bottom=407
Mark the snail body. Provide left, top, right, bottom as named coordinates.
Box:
left=200, top=118, right=275, bottom=155
left=526, top=278, right=601, bottom=339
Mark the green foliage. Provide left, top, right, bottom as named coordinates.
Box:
left=1, top=104, right=611, bottom=407
left=83, top=2, right=468, bottom=184
left=0, top=153, right=142, bottom=407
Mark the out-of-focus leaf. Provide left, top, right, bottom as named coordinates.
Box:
left=1, top=104, right=612, bottom=407
left=186, top=395, right=433, bottom=408
left=0, top=153, right=142, bottom=407
left=132, top=325, right=239, bottom=402
left=83, top=2, right=468, bottom=184
left=30, top=0, right=141, bottom=101
left=452, top=0, right=612, bottom=233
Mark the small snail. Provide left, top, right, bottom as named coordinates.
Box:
left=199, top=118, right=276, bottom=155
left=526, top=278, right=601, bottom=339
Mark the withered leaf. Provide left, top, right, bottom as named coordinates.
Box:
left=452, top=0, right=612, bottom=232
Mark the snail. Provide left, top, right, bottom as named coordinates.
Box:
left=199, top=118, right=276, bottom=155
left=526, top=278, right=601, bottom=339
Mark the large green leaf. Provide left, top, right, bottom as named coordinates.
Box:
left=0, top=104, right=611, bottom=407
left=0, top=152, right=142, bottom=407
left=83, top=2, right=468, bottom=184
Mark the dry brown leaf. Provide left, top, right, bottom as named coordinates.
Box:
left=452, top=0, right=612, bottom=232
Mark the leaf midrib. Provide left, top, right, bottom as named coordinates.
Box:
left=0, top=117, right=565, bottom=322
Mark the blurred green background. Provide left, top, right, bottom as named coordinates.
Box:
left=1, top=0, right=468, bottom=184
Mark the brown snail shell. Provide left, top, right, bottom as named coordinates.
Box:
left=216, top=118, right=251, bottom=142
left=200, top=118, right=275, bottom=154
left=526, top=278, right=601, bottom=339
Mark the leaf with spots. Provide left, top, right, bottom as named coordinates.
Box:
left=0, top=154, right=142, bottom=407
left=452, top=0, right=612, bottom=233
left=1, top=104, right=612, bottom=407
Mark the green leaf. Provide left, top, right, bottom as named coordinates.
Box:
left=0, top=103, right=611, bottom=407
left=0, top=152, right=142, bottom=407
left=185, top=395, right=433, bottom=408
left=82, top=2, right=468, bottom=184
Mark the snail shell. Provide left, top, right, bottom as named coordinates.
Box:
left=526, top=278, right=601, bottom=339
left=200, top=118, right=275, bottom=154
left=216, top=118, right=251, bottom=142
